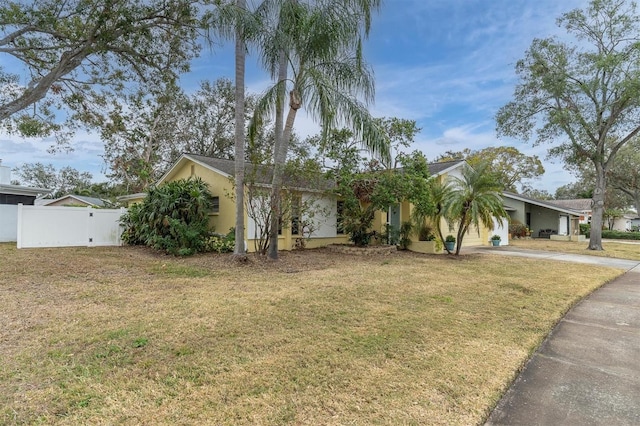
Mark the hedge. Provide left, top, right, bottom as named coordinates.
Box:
left=585, top=230, right=640, bottom=240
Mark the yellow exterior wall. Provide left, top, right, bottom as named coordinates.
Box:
left=164, top=161, right=238, bottom=235
left=161, top=158, right=341, bottom=253
left=158, top=158, right=494, bottom=253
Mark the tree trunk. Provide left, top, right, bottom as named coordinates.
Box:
left=434, top=218, right=450, bottom=254
left=267, top=91, right=300, bottom=259
left=588, top=165, right=606, bottom=250
left=266, top=52, right=288, bottom=260
left=233, top=0, right=247, bottom=259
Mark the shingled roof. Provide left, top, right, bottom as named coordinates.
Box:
left=166, top=154, right=467, bottom=191
left=546, top=199, right=592, bottom=212
left=180, top=154, right=334, bottom=190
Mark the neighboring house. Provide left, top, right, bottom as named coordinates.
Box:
left=117, top=192, right=146, bottom=207
left=41, top=194, right=107, bottom=208
left=502, top=191, right=583, bottom=240
left=612, top=212, right=640, bottom=232
left=546, top=198, right=592, bottom=224
left=0, top=160, right=51, bottom=242
left=0, top=161, right=50, bottom=205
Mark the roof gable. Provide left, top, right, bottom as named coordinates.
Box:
left=42, top=194, right=106, bottom=207
left=159, top=154, right=333, bottom=191
left=427, top=160, right=467, bottom=177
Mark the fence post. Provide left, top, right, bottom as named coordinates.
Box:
left=16, top=203, right=23, bottom=249
left=119, top=207, right=126, bottom=246
left=87, top=206, right=93, bottom=247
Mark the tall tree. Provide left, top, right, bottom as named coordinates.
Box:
left=376, top=117, right=421, bottom=169
left=608, top=139, right=640, bottom=214
left=12, top=163, right=92, bottom=198
left=250, top=0, right=388, bottom=259
left=102, top=78, right=258, bottom=192
left=0, top=0, right=200, bottom=146
left=233, top=0, right=248, bottom=258
left=436, top=146, right=544, bottom=193
left=444, top=163, right=508, bottom=255
left=496, top=0, right=640, bottom=250
left=102, top=83, right=186, bottom=192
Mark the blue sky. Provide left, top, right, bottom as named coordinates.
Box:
left=1, top=0, right=589, bottom=192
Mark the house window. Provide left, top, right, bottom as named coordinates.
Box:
left=190, top=164, right=195, bottom=177
left=291, top=195, right=301, bottom=235
left=211, top=196, right=220, bottom=213
left=336, top=200, right=345, bottom=234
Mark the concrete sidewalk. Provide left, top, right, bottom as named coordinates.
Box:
left=481, top=247, right=640, bottom=425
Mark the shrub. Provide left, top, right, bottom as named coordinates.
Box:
left=204, top=228, right=236, bottom=253
left=445, top=235, right=456, bottom=243
left=415, top=224, right=435, bottom=241
left=509, top=221, right=527, bottom=238
left=120, top=178, right=214, bottom=256
left=491, top=234, right=501, bottom=241
left=398, top=221, right=413, bottom=250
left=579, top=223, right=590, bottom=235
left=599, top=230, right=640, bottom=240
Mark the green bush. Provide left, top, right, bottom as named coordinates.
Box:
left=204, top=228, right=236, bottom=253
left=600, top=230, right=640, bottom=240
left=398, top=221, right=413, bottom=250
left=120, top=178, right=214, bottom=256
left=579, top=223, right=590, bottom=235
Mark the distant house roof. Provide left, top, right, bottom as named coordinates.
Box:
left=502, top=191, right=583, bottom=217
left=42, top=194, right=106, bottom=207
left=427, top=160, right=466, bottom=176
left=0, top=182, right=50, bottom=197
left=547, top=199, right=592, bottom=212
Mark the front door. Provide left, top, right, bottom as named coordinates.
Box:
left=388, top=204, right=401, bottom=244
left=559, top=215, right=569, bottom=235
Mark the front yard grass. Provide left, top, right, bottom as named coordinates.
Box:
left=0, top=244, right=623, bottom=425
left=509, top=238, right=640, bottom=261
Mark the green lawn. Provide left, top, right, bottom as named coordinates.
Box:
left=0, top=244, right=624, bottom=425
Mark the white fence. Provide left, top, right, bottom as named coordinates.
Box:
left=0, top=204, right=18, bottom=242
left=15, top=204, right=126, bottom=248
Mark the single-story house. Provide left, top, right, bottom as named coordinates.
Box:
left=0, top=161, right=51, bottom=242
left=130, top=155, right=499, bottom=253
left=546, top=198, right=592, bottom=224
left=0, top=161, right=50, bottom=205
left=502, top=191, right=583, bottom=240
left=41, top=194, right=107, bottom=208
left=612, top=212, right=640, bottom=232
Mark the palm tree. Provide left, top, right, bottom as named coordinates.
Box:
left=233, top=0, right=247, bottom=259
left=250, top=0, right=388, bottom=259
left=444, top=163, right=508, bottom=255
left=208, top=0, right=261, bottom=259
